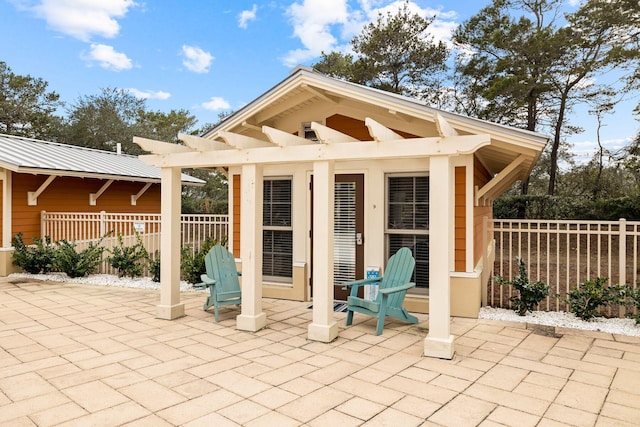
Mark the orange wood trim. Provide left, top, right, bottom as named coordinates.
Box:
left=454, top=166, right=466, bottom=271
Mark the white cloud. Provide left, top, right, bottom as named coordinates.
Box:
left=181, top=45, right=214, bottom=73
left=282, top=0, right=459, bottom=67
left=16, top=0, right=136, bottom=42
left=127, top=88, right=171, bottom=100
left=238, top=4, right=257, bottom=29
left=202, top=97, right=231, bottom=111
left=283, top=0, right=350, bottom=67
left=84, top=43, right=132, bottom=71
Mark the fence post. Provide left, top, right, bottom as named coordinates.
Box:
left=99, top=211, right=106, bottom=238
left=41, top=210, right=46, bottom=240
left=619, top=218, right=627, bottom=318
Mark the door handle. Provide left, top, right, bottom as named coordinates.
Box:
left=356, top=232, right=363, bottom=245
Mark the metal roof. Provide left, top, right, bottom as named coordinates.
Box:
left=0, top=134, right=204, bottom=185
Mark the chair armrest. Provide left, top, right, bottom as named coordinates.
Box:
left=340, top=277, right=382, bottom=288
left=379, top=282, right=415, bottom=295
left=199, top=274, right=215, bottom=286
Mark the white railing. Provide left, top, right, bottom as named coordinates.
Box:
left=41, top=211, right=229, bottom=275
left=492, top=219, right=640, bottom=317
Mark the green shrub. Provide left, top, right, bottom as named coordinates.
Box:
left=180, top=236, right=227, bottom=285
left=11, top=233, right=56, bottom=274
left=566, top=277, right=623, bottom=321
left=54, top=239, right=105, bottom=278
left=493, top=258, right=550, bottom=316
left=107, top=233, right=149, bottom=278
left=619, top=285, right=640, bottom=325
left=149, top=250, right=161, bottom=283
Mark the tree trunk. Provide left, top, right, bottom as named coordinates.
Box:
left=548, top=90, right=570, bottom=196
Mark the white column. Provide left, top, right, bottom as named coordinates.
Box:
left=308, top=160, right=338, bottom=342
left=237, top=163, right=267, bottom=332
left=157, top=167, right=184, bottom=319
left=424, top=155, right=455, bottom=359
left=3, top=170, right=12, bottom=247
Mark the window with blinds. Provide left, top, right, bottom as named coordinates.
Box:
left=263, top=178, right=293, bottom=281
left=386, top=175, right=429, bottom=289
left=334, top=182, right=356, bottom=286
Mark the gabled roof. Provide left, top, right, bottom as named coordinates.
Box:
left=136, top=66, right=548, bottom=203
left=0, top=134, right=204, bottom=185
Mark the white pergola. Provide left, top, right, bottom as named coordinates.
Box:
left=135, top=115, right=490, bottom=359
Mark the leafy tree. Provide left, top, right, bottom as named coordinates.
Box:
left=454, top=0, right=639, bottom=196
left=64, top=88, right=198, bottom=155
left=0, top=61, right=64, bottom=139
left=136, top=108, right=197, bottom=144
left=64, top=88, right=145, bottom=154
left=312, top=1, right=448, bottom=102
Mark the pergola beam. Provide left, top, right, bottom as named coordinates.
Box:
left=262, top=126, right=311, bottom=147
left=133, top=136, right=191, bottom=154
left=179, top=133, right=234, bottom=151
left=310, top=122, right=358, bottom=144
left=365, top=117, right=404, bottom=142
left=219, top=131, right=273, bottom=149
left=137, top=134, right=492, bottom=169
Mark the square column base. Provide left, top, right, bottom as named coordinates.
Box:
left=308, top=321, right=338, bottom=343
left=156, top=303, right=185, bottom=320
left=237, top=312, right=267, bottom=332
left=424, top=334, right=455, bottom=359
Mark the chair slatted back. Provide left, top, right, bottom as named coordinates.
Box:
left=379, top=247, right=415, bottom=307
left=205, top=245, right=241, bottom=298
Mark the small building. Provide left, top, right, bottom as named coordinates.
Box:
left=0, top=134, right=203, bottom=275
left=136, top=66, right=547, bottom=358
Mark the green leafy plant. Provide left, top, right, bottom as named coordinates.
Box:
left=619, top=285, right=640, bottom=325
left=11, top=233, right=56, bottom=274
left=493, top=258, right=550, bottom=316
left=149, top=250, right=161, bottom=283
left=180, top=236, right=227, bottom=285
left=107, top=233, right=149, bottom=278
left=566, top=277, right=623, bottom=321
left=54, top=239, right=106, bottom=278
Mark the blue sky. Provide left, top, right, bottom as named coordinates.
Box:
left=1, top=0, right=638, bottom=163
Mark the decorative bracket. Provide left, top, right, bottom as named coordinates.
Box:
left=475, top=155, right=526, bottom=205
left=28, top=176, right=56, bottom=206
left=131, top=182, right=152, bottom=206
left=90, top=179, right=114, bottom=206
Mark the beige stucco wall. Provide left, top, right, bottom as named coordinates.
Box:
left=0, top=248, right=19, bottom=276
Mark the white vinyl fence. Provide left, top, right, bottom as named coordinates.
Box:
left=492, top=219, right=640, bottom=317
left=41, top=211, right=228, bottom=275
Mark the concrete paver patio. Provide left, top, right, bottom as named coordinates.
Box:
left=1, top=277, right=640, bottom=426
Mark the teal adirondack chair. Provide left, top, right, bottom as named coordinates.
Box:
left=344, top=247, right=418, bottom=335
left=198, top=244, right=242, bottom=322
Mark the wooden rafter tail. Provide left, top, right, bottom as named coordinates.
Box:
left=435, top=113, right=459, bottom=137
